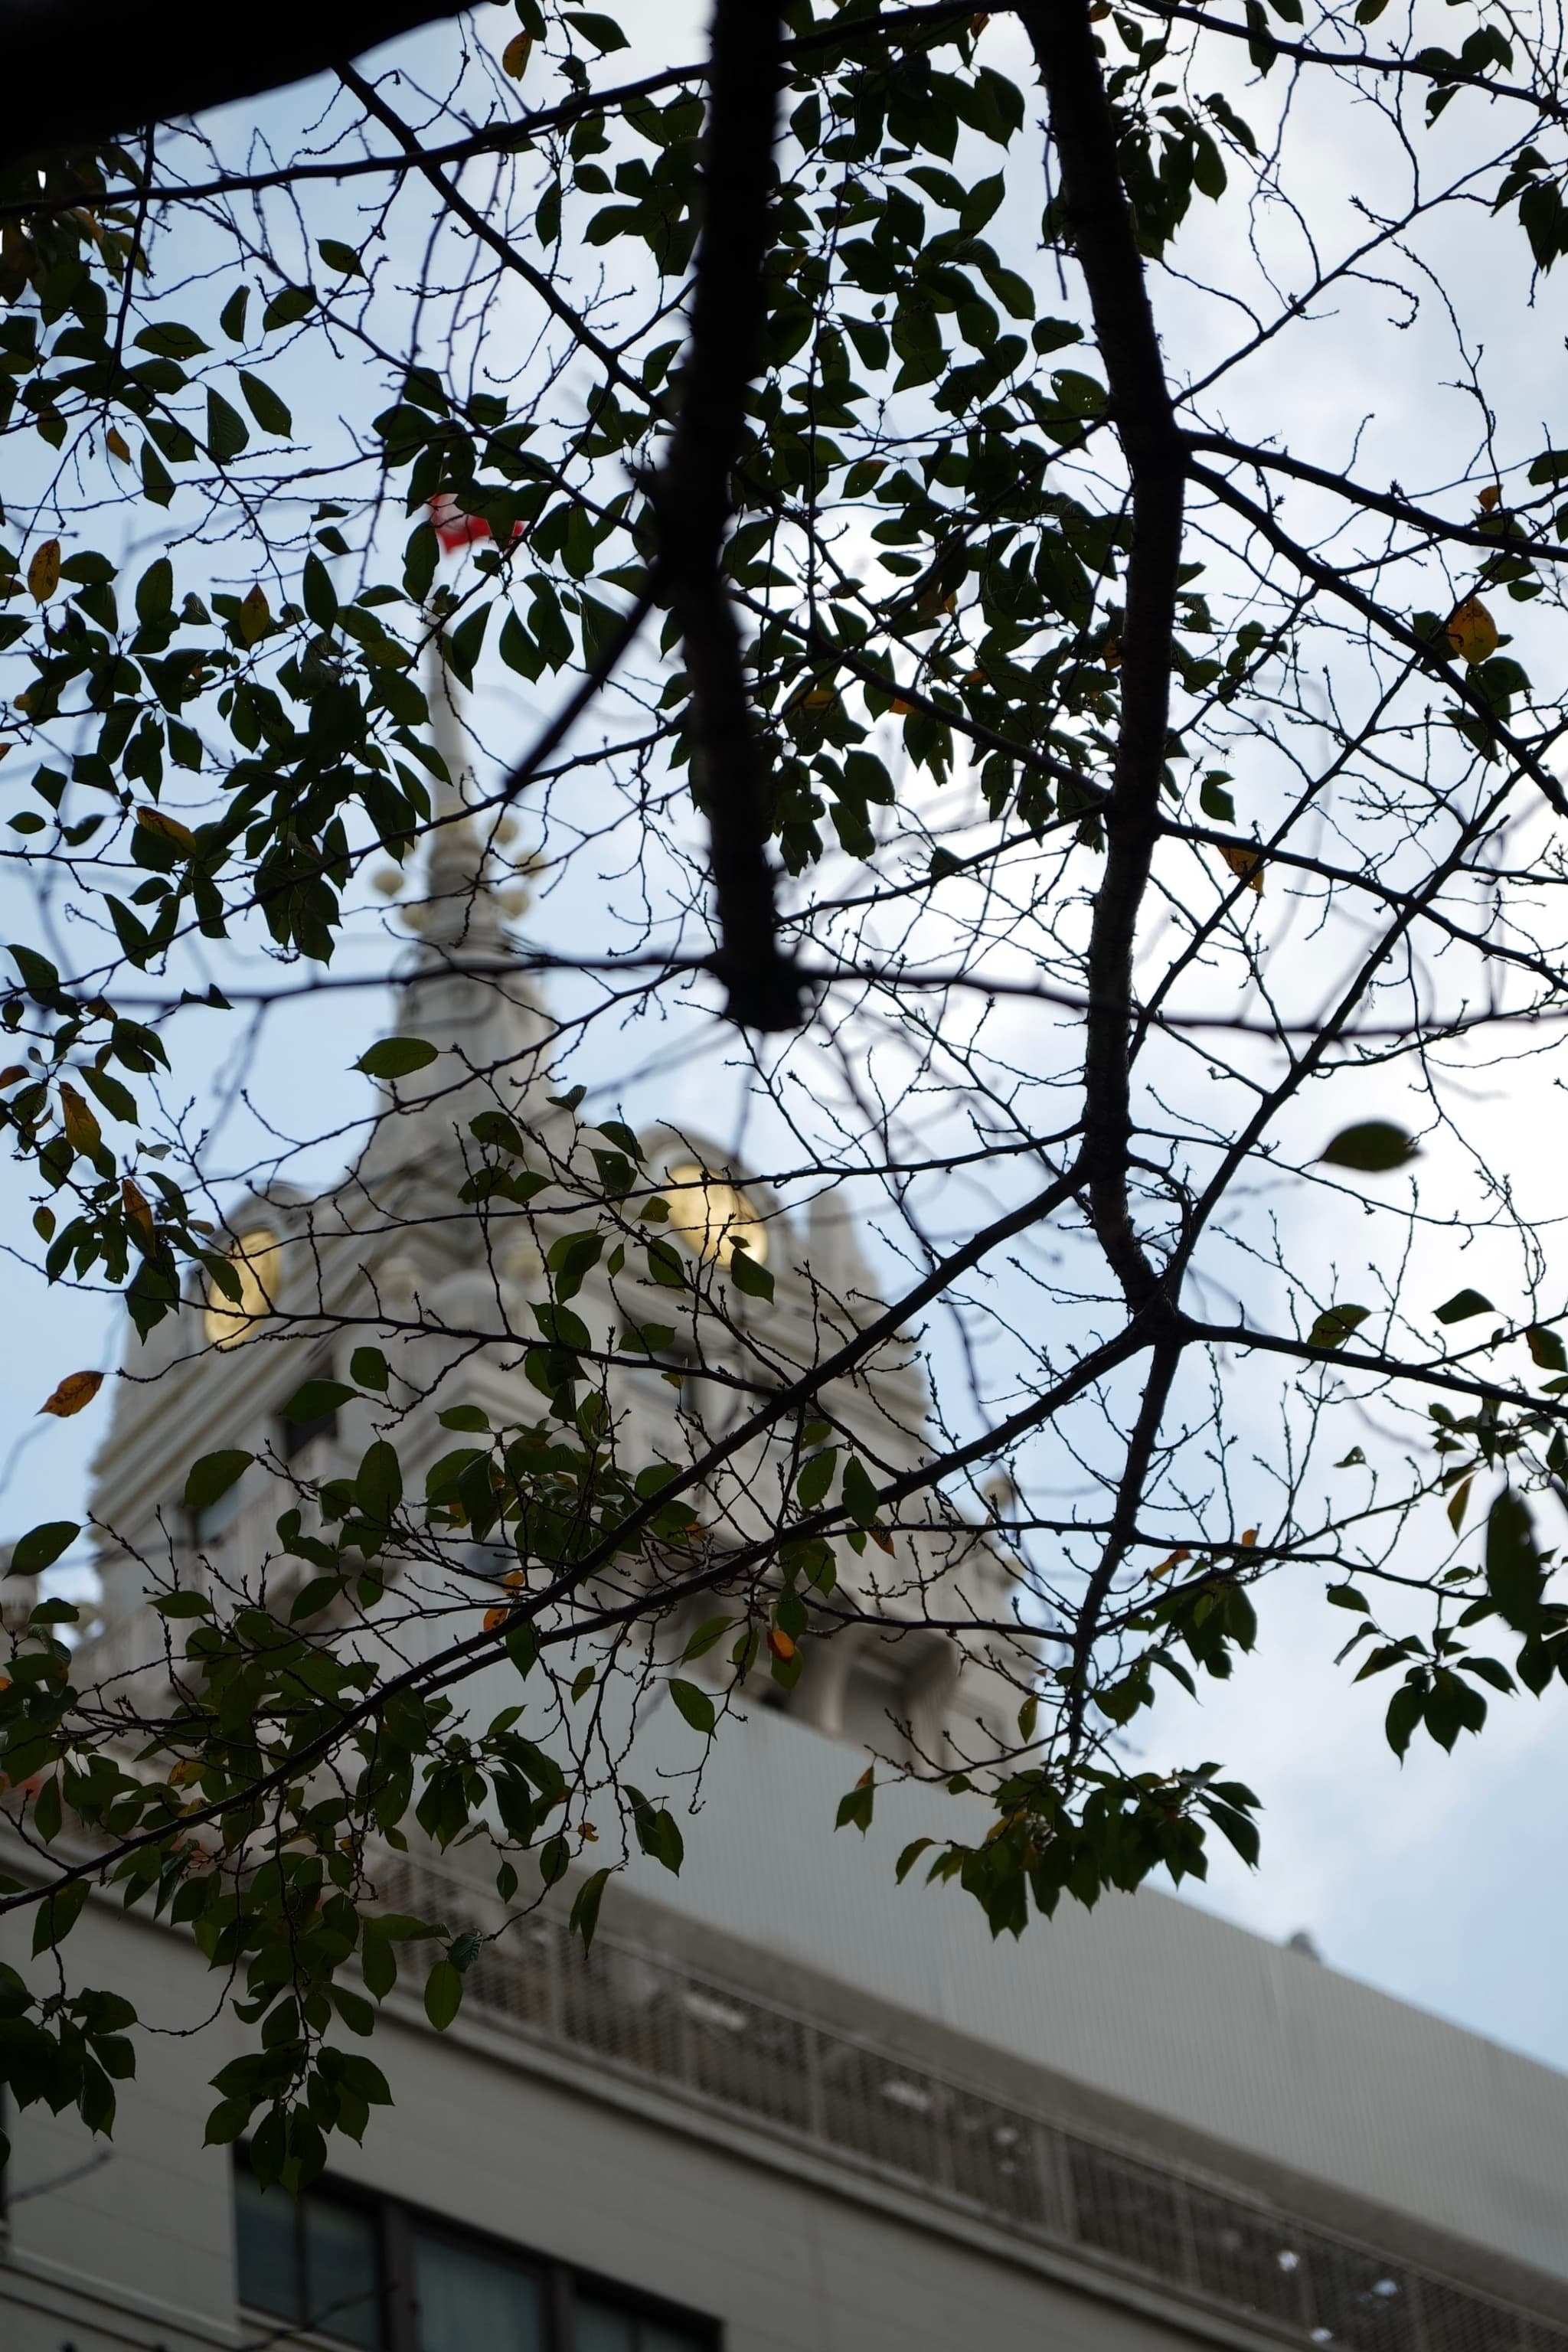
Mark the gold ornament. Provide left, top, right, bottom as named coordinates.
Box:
left=204, top=1227, right=280, bottom=1348
left=664, top=1165, right=768, bottom=1269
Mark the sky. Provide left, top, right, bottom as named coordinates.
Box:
left=5, top=2, right=1568, bottom=2087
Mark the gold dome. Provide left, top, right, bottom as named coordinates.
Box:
left=664, top=1165, right=768, bottom=1270
left=203, top=1226, right=281, bottom=1349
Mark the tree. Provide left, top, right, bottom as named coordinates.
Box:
left=1, top=0, right=1566, bottom=2189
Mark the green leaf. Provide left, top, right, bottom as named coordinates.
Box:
left=1486, top=1488, right=1544, bottom=1628
left=263, top=284, right=315, bottom=332
left=318, top=239, right=366, bottom=278
left=136, top=557, right=173, bottom=623
left=302, top=551, right=337, bottom=630
left=133, top=321, right=207, bottom=361
left=896, top=1837, right=935, bottom=1883
left=351, top=1346, right=390, bottom=1392
left=1199, top=772, right=1236, bottom=822
left=139, top=438, right=174, bottom=508
left=1435, top=1288, right=1494, bottom=1325
left=795, top=1448, right=838, bottom=1511
left=239, top=371, right=292, bottom=437
left=205, top=388, right=250, bottom=464
left=357, top=1037, right=439, bottom=1081
left=32, top=1877, right=89, bottom=1955
left=1307, top=1303, right=1371, bottom=1351
left=281, top=1379, right=355, bottom=1424
left=668, top=1677, right=715, bottom=1735
left=219, top=286, right=250, bottom=343
left=1527, top=1325, right=1568, bottom=1371
left=184, top=1449, right=252, bottom=1511
left=423, top=1959, right=463, bottom=2031
left=565, top=11, right=629, bottom=52
left=569, top=1866, right=612, bottom=1950
left=204, top=2096, right=253, bottom=2146
left=152, top=1589, right=215, bottom=1617
left=836, top=1772, right=875, bottom=1834
left=729, top=1242, right=773, bottom=1301
left=630, top=1790, right=684, bottom=1874
left=841, top=1455, right=881, bottom=1522
left=33, top=1775, right=62, bottom=1841
left=356, top=1439, right=403, bottom=1524
left=681, top=1615, right=734, bottom=1662
left=10, top=1519, right=79, bottom=1573
left=361, top=1925, right=397, bottom=2000
left=438, top=1405, right=490, bottom=1432
left=1320, top=1121, right=1419, bottom=1172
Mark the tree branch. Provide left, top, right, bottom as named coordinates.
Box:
left=652, top=0, right=802, bottom=1034
left=1016, top=0, right=1185, bottom=1311
left=0, top=1, right=473, bottom=172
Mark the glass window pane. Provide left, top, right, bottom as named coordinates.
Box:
left=234, top=2165, right=299, bottom=2322
left=575, top=2301, right=706, bottom=2352
left=304, top=2195, right=381, bottom=2347
left=575, top=2304, right=636, bottom=2352
left=413, top=2230, right=544, bottom=2352
left=645, top=2324, right=707, bottom=2352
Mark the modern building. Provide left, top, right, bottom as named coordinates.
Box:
left=5, top=790, right=1568, bottom=2352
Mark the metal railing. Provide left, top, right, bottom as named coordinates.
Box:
left=374, top=1851, right=1566, bottom=2352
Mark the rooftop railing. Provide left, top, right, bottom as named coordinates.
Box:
left=375, top=1850, right=1566, bottom=2352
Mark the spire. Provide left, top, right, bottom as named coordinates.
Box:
left=348, top=626, right=557, bottom=1197
left=419, top=641, right=507, bottom=952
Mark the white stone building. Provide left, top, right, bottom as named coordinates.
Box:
left=5, top=805, right=1568, bottom=2352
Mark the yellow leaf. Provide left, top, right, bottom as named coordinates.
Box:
left=1444, top=595, right=1498, bottom=666
left=501, top=1566, right=526, bottom=1590
left=38, top=1368, right=103, bottom=1418
left=802, top=687, right=836, bottom=708
left=0, top=1064, right=25, bottom=1088
left=501, top=29, right=532, bottom=76
left=869, top=1525, right=894, bottom=1554
left=1217, top=843, right=1264, bottom=895
left=483, top=1605, right=508, bottom=1632
left=105, top=424, right=131, bottom=463
left=767, top=1626, right=797, bottom=1662
left=121, top=1174, right=155, bottom=1240
left=238, top=583, right=272, bottom=645
left=1476, top=484, right=1501, bottom=513
left=58, top=1081, right=101, bottom=1155
left=26, top=538, right=60, bottom=603
left=890, top=697, right=913, bottom=715
left=136, top=805, right=195, bottom=852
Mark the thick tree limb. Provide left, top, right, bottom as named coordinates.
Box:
left=652, top=0, right=802, bottom=1034
left=0, top=1, right=475, bottom=172
left=1016, top=0, right=1186, bottom=1312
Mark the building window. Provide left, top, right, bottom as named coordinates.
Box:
left=234, top=2160, right=714, bottom=2352
left=412, top=2227, right=544, bottom=2352
left=234, top=2167, right=381, bottom=2346
left=573, top=2297, right=710, bottom=2352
